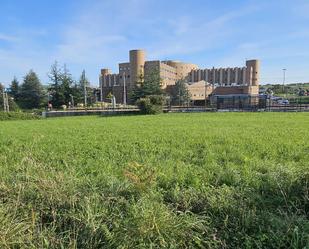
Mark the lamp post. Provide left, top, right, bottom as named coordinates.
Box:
left=2, top=90, right=9, bottom=112
left=205, top=81, right=207, bottom=109
left=282, top=69, right=287, bottom=98
left=2, top=90, right=6, bottom=112
left=123, top=72, right=127, bottom=106
left=69, top=94, right=74, bottom=108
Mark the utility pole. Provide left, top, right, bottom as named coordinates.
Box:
left=2, top=90, right=9, bottom=112
left=100, top=76, right=103, bottom=102
left=123, top=72, right=127, bottom=106
left=178, top=86, right=181, bottom=106
left=6, top=93, right=9, bottom=112
left=84, top=83, right=87, bottom=108
left=2, top=90, right=5, bottom=112
left=102, top=76, right=106, bottom=109
left=204, top=82, right=207, bottom=109
left=70, top=94, right=74, bottom=108
left=283, top=69, right=287, bottom=98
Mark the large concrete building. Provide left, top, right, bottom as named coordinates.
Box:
left=99, top=49, right=260, bottom=105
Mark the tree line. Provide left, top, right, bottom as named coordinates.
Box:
left=0, top=62, right=92, bottom=110
left=1, top=63, right=191, bottom=112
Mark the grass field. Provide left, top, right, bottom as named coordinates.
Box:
left=0, top=113, right=309, bottom=248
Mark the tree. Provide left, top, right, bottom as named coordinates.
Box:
left=129, top=69, right=165, bottom=114
left=71, top=82, right=84, bottom=106
left=48, top=61, right=64, bottom=108
left=130, top=69, right=163, bottom=102
left=172, top=79, right=191, bottom=106
left=61, top=64, right=75, bottom=105
left=2, top=80, right=20, bottom=111
left=0, top=83, right=5, bottom=111
left=266, top=88, right=274, bottom=96
left=19, top=70, right=44, bottom=109
left=9, top=77, right=19, bottom=100
left=298, top=89, right=305, bottom=96
left=79, top=70, right=91, bottom=106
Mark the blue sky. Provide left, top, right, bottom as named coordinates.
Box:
left=0, top=0, right=309, bottom=86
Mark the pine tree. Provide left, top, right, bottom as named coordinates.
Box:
left=48, top=61, right=64, bottom=108
left=130, top=69, right=163, bottom=102
left=9, top=77, right=19, bottom=100
left=19, top=70, right=44, bottom=109
left=142, top=69, right=163, bottom=96
left=172, top=79, right=191, bottom=106
left=0, top=83, right=4, bottom=111
left=79, top=70, right=90, bottom=107
left=61, top=64, right=74, bottom=105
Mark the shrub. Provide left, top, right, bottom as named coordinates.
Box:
left=0, top=112, right=41, bottom=121
left=136, top=95, right=164, bottom=115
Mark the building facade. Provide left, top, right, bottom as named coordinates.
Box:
left=99, top=49, right=260, bottom=104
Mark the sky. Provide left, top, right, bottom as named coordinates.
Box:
left=0, top=0, right=309, bottom=87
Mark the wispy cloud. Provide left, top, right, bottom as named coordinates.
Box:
left=53, top=0, right=148, bottom=75
left=0, top=33, right=18, bottom=42
left=148, top=4, right=262, bottom=59
left=0, top=0, right=309, bottom=85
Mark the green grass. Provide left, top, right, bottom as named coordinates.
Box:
left=0, top=111, right=41, bottom=121
left=0, top=113, right=309, bottom=248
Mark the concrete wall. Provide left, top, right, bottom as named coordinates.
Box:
left=162, top=60, right=198, bottom=81
left=246, top=60, right=260, bottom=86
left=186, top=81, right=213, bottom=100
left=189, top=66, right=248, bottom=85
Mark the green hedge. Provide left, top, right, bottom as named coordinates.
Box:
left=136, top=95, right=165, bottom=115
left=0, top=112, right=41, bottom=121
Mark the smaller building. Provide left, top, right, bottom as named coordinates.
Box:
left=185, top=81, right=214, bottom=105
left=208, top=85, right=259, bottom=109
left=210, top=94, right=259, bottom=110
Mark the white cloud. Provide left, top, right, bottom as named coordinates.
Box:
left=1, top=0, right=308, bottom=85
left=0, top=33, right=18, bottom=42
left=148, top=4, right=261, bottom=59
left=52, top=0, right=148, bottom=79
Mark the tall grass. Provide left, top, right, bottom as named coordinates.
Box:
left=0, top=113, right=308, bottom=248
left=0, top=111, right=41, bottom=121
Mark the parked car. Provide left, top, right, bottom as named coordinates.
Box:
left=277, top=99, right=289, bottom=105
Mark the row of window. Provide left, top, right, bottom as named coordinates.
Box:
left=119, top=67, right=130, bottom=71
left=162, top=76, right=176, bottom=81
left=193, top=94, right=205, bottom=97
left=162, top=68, right=177, bottom=75
left=119, top=75, right=130, bottom=79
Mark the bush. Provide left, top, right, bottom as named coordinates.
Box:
left=137, top=96, right=164, bottom=114
left=0, top=97, right=20, bottom=112
left=0, top=112, right=41, bottom=121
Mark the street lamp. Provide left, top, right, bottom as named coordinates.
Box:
left=282, top=69, right=287, bottom=98
left=123, top=72, right=127, bottom=106
left=205, top=81, right=207, bottom=109
left=69, top=94, right=74, bottom=108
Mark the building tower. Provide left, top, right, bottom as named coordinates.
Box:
left=101, top=69, right=111, bottom=76
left=129, top=49, right=145, bottom=87
left=246, top=60, right=260, bottom=86
left=100, top=69, right=112, bottom=87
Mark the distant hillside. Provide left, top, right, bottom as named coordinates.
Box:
left=260, top=83, right=309, bottom=96
left=262, top=83, right=309, bottom=89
